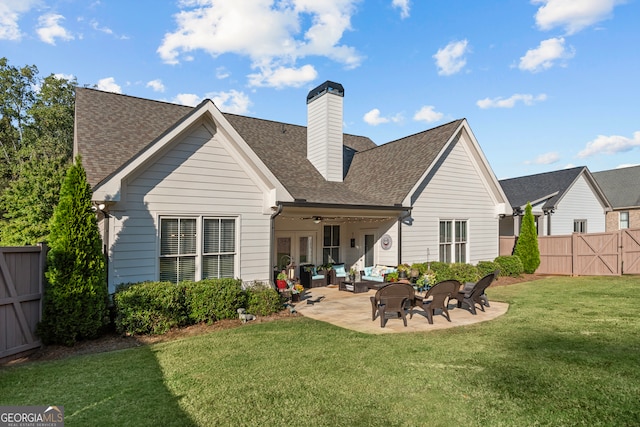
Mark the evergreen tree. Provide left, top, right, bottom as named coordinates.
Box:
left=513, top=202, right=541, bottom=274
left=37, top=156, right=108, bottom=345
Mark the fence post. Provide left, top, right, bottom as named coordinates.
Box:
left=571, top=233, right=577, bottom=276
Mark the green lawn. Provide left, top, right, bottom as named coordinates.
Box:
left=2, top=276, right=639, bottom=426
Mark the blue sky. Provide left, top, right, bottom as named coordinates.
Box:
left=2, top=0, right=639, bottom=179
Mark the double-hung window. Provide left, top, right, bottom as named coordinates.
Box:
left=439, top=219, right=467, bottom=263
left=620, top=212, right=629, bottom=229
left=323, top=225, right=340, bottom=264
left=160, top=216, right=236, bottom=283
left=573, top=219, right=587, bottom=233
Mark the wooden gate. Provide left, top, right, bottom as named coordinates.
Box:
left=0, top=245, right=46, bottom=363
left=621, top=228, right=640, bottom=274
left=572, top=232, right=620, bottom=276
left=500, top=228, right=640, bottom=276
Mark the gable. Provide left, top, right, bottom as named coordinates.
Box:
left=405, top=120, right=509, bottom=215
left=91, top=100, right=292, bottom=212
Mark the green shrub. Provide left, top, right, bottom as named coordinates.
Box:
left=186, top=278, right=246, bottom=322
left=429, top=262, right=452, bottom=283
left=449, top=263, right=479, bottom=283
left=494, top=255, right=524, bottom=277
left=114, top=281, right=189, bottom=335
left=477, top=260, right=501, bottom=278
left=246, top=282, right=282, bottom=316
left=37, top=156, right=108, bottom=345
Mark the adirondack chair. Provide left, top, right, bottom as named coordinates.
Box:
left=413, top=280, right=461, bottom=324
left=370, top=283, right=416, bottom=328
left=455, top=271, right=498, bottom=315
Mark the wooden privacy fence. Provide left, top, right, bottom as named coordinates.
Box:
left=0, top=244, right=46, bottom=363
left=500, top=227, right=640, bottom=276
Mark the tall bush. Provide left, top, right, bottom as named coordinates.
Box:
left=513, top=202, right=541, bottom=273
left=37, top=155, right=108, bottom=345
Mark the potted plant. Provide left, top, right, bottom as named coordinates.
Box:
left=397, top=263, right=410, bottom=279
left=290, top=282, right=305, bottom=302
left=276, top=271, right=288, bottom=290
left=386, top=271, right=399, bottom=282
left=349, top=268, right=357, bottom=282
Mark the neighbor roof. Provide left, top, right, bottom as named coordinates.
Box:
left=499, top=166, right=597, bottom=211
left=592, top=165, right=640, bottom=208
left=75, top=88, right=463, bottom=207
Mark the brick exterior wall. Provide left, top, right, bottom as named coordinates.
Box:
left=605, top=208, right=640, bottom=231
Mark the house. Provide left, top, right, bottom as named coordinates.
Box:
left=498, top=166, right=611, bottom=237
left=592, top=165, right=640, bottom=231
left=74, top=81, right=510, bottom=293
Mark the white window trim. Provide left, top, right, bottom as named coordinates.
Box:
left=439, top=219, right=469, bottom=263
left=620, top=211, right=629, bottom=229
left=158, top=215, right=239, bottom=282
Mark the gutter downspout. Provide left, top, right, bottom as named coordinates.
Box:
left=397, top=209, right=412, bottom=265
left=270, top=204, right=283, bottom=287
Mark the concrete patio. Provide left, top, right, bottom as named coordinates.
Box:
left=293, top=286, right=509, bottom=334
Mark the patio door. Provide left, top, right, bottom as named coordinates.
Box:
left=275, top=233, right=315, bottom=277
left=364, top=233, right=375, bottom=267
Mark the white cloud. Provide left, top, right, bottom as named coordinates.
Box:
left=157, top=0, right=363, bottom=88
left=54, top=73, right=76, bottom=81
left=146, top=79, right=165, bottom=92
left=392, top=0, right=410, bottom=19
left=91, top=20, right=112, bottom=35
left=363, top=109, right=389, bottom=126
left=363, top=108, right=403, bottom=126
left=171, top=90, right=251, bottom=114
left=96, top=77, right=122, bottom=93
left=433, top=39, right=469, bottom=76
left=518, top=37, right=574, bottom=72
left=577, top=131, right=640, bottom=158
left=216, top=67, right=230, bottom=79
left=247, top=64, right=317, bottom=89
left=172, top=93, right=202, bottom=107
left=533, top=0, right=621, bottom=35
left=0, top=0, right=39, bottom=41
left=36, top=13, right=74, bottom=45
left=476, top=93, right=547, bottom=109
left=413, top=105, right=443, bottom=123
left=209, top=89, right=251, bottom=114
left=529, top=152, right=560, bottom=165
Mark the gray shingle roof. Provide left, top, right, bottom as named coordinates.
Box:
left=592, top=165, right=640, bottom=208
left=75, top=87, right=463, bottom=207
left=499, top=166, right=588, bottom=210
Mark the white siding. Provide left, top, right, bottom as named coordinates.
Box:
left=551, top=175, right=607, bottom=235
left=307, top=93, right=343, bottom=182
left=106, top=123, right=271, bottom=292
left=402, top=136, right=499, bottom=265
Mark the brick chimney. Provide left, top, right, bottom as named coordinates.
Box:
left=306, top=81, right=344, bottom=182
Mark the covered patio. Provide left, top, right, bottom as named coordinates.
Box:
left=293, top=286, right=509, bottom=334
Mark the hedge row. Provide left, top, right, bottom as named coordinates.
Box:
left=113, top=279, right=282, bottom=335
left=409, top=255, right=524, bottom=284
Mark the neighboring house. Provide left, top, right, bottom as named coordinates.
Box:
left=593, top=165, right=640, bottom=231
left=74, top=81, right=510, bottom=293
left=498, top=166, right=611, bottom=237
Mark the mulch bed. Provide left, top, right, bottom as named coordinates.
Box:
left=3, top=274, right=543, bottom=366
